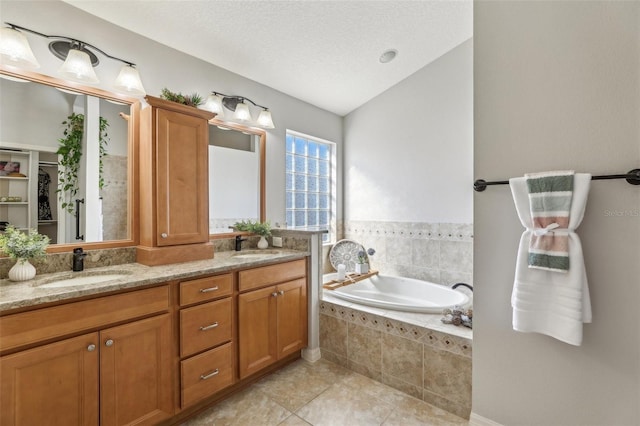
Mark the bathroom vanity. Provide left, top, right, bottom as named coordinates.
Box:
left=0, top=252, right=308, bottom=426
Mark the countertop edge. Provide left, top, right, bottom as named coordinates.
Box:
left=0, top=250, right=309, bottom=313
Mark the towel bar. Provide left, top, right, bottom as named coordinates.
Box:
left=473, top=168, right=640, bottom=192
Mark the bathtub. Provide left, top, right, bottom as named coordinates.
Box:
left=324, top=274, right=469, bottom=313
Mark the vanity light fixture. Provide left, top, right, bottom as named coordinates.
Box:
left=0, top=22, right=146, bottom=96
left=202, top=91, right=275, bottom=129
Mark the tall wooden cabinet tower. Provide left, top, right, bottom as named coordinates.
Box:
left=137, top=96, right=215, bottom=266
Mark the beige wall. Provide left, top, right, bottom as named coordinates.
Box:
left=474, top=1, right=639, bottom=424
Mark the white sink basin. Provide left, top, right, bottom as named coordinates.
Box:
left=232, top=250, right=283, bottom=260
left=36, top=271, right=132, bottom=289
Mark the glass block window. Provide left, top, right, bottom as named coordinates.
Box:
left=286, top=131, right=335, bottom=243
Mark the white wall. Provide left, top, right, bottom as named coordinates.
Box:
left=1, top=0, right=343, bottom=225
left=474, top=2, right=640, bottom=424
left=344, top=39, right=473, bottom=224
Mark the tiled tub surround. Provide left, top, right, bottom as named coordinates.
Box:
left=320, top=292, right=472, bottom=419
left=342, top=221, right=473, bottom=287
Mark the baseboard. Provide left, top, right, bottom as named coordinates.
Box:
left=469, top=412, right=504, bottom=426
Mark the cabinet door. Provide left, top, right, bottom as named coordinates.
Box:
left=156, top=108, right=209, bottom=246
left=0, top=333, right=99, bottom=426
left=100, top=314, right=173, bottom=426
left=238, top=286, right=278, bottom=379
left=277, top=278, right=308, bottom=358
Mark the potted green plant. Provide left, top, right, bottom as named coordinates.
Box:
left=0, top=226, right=50, bottom=281
left=232, top=220, right=272, bottom=249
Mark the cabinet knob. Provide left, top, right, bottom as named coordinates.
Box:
left=161, top=233, right=168, bottom=238
left=278, top=290, right=285, bottom=296
left=105, top=339, right=114, bottom=347
left=271, top=292, right=278, bottom=297
left=87, top=344, right=96, bottom=352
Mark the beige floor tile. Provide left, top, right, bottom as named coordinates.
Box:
left=295, top=384, right=395, bottom=426
left=181, top=386, right=291, bottom=426
left=254, top=360, right=336, bottom=411
left=183, top=358, right=468, bottom=426
left=279, top=414, right=312, bottom=425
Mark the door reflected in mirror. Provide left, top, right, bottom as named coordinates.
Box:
left=0, top=69, right=136, bottom=249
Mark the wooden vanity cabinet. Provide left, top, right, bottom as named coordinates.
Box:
left=238, top=259, right=308, bottom=379
left=137, top=96, right=216, bottom=266
left=0, top=286, right=173, bottom=426
left=178, top=273, right=236, bottom=408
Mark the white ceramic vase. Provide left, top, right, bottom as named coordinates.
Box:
left=9, top=258, right=37, bottom=282
left=257, top=236, right=269, bottom=249
left=355, top=263, right=369, bottom=274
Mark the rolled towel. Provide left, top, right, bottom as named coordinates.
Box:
left=526, top=171, right=574, bottom=272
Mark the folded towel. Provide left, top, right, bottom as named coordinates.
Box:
left=525, top=171, right=574, bottom=272
left=510, top=173, right=592, bottom=346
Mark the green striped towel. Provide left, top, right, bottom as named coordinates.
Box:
left=525, top=171, right=574, bottom=272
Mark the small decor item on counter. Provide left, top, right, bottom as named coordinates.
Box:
left=0, top=225, right=50, bottom=281
left=441, top=306, right=473, bottom=329
left=0, top=196, right=22, bottom=202
left=160, top=88, right=203, bottom=108
left=232, top=220, right=272, bottom=249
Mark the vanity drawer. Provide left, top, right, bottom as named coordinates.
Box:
left=180, top=273, right=233, bottom=306
left=180, top=298, right=232, bottom=357
left=181, top=342, right=234, bottom=407
left=0, top=286, right=169, bottom=353
left=238, top=259, right=306, bottom=292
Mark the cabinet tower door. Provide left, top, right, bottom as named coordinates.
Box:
left=155, top=108, right=209, bottom=246
left=0, top=333, right=99, bottom=426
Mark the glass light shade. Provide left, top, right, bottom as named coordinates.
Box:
left=257, top=109, right=275, bottom=129
left=233, top=102, right=251, bottom=121
left=59, top=48, right=99, bottom=84
left=0, top=27, right=40, bottom=68
left=113, top=65, right=146, bottom=96
left=202, top=93, right=224, bottom=116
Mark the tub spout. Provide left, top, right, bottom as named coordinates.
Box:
left=452, top=282, right=473, bottom=292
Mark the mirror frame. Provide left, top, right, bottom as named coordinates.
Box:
left=0, top=64, right=140, bottom=253
left=208, top=117, right=266, bottom=240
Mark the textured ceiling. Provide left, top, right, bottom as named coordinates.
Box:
left=65, top=1, right=472, bottom=116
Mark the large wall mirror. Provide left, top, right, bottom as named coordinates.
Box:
left=0, top=66, right=138, bottom=252
left=208, top=118, right=265, bottom=237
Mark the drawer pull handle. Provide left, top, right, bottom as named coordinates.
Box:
left=199, top=322, right=219, bottom=331
left=200, top=369, right=220, bottom=380
left=199, top=286, right=219, bottom=293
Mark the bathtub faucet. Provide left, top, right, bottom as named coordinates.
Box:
left=452, top=282, right=473, bottom=292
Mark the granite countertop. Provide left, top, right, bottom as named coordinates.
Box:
left=0, top=249, right=308, bottom=313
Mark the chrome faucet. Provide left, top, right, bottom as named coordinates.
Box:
left=235, top=236, right=247, bottom=251
left=72, top=247, right=87, bottom=272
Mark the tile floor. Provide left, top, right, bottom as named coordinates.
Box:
left=181, top=358, right=469, bottom=426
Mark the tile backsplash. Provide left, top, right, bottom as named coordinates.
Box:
left=340, top=220, right=473, bottom=286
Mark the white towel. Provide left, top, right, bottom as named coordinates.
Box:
left=509, top=173, right=592, bottom=346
